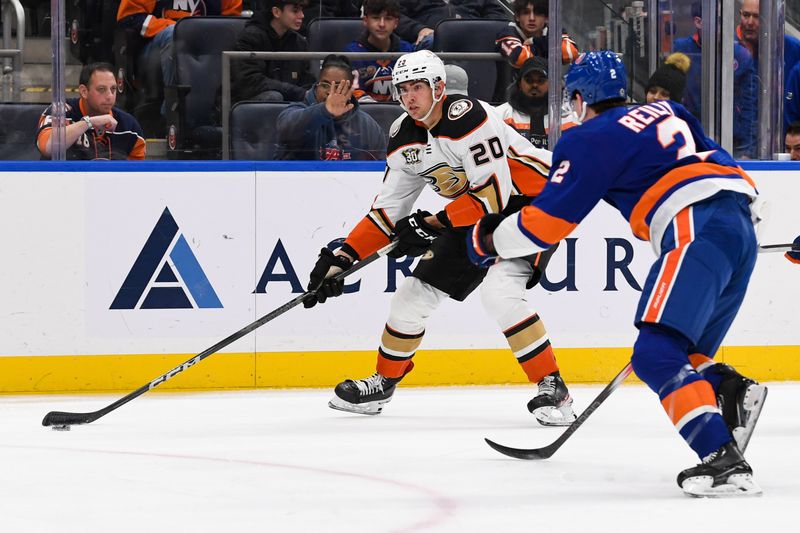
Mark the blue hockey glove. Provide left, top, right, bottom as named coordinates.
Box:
left=466, top=213, right=505, bottom=268
left=786, top=235, right=800, bottom=265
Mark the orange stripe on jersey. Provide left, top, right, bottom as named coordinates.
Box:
left=445, top=193, right=487, bottom=227
left=128, top=137, right=146, bottom=160
left=660, top=379, right=717, bottom=427
left=344, top=215, right=392, bottom=260
left=688, top=353, right=716, bottom=372
left=518, top=205, right=577, bottom=247
left=642, top=207, right=693, bottom=323
left=629, top=162, right=753, bottom=241
left=508, top=157, right=547, bottom=196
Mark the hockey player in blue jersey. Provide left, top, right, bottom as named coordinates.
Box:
left=467, top=50, right=767, bottom=497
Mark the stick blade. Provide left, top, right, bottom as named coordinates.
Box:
left=42, top=411, right=95, bottom=427
left=484, top=437, right=554, bottom=460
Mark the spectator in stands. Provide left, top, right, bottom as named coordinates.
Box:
left=645, top=52, right=690, bottom=103
left=232, top=0, right=315, bottom=103
left=737, top=0, right=800, bottom=76
left=117, top=0, right=243, bottom=113
left=495, top=0, right=578, bottom=70
left=37, top=63, right=146, bottom=160
left=444, top=64, right=469, bottom=95
left=276, top=54, right=387, bottom=160
left=737, top=0, right=800, bottom=138
left=785, top=122, right=800, bottom=161
left=346, top=0, right=414, bottom=103
left=674, top=2, right=758, bottom=158
left=493, top=56, right=574, bottom=149
left=301, top=0, right=362, bottom=36
left=395, top=0, right=509, bottom=50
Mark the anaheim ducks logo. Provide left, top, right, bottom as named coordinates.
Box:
left=448, top=99, right=473, bottom=120
left=421, top=163, right=468, bottom=198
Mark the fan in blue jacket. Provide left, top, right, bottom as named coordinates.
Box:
left=276, top=55, right=388, bottom=160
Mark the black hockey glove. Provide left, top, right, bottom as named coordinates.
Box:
left=388, top=210, right=442, bottom=258
left=304, top=248, right=353, bottom=309
left=466, top=213, right=505, bottom=268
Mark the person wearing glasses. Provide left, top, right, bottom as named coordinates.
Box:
left=276, top=54, right=387, bottom=160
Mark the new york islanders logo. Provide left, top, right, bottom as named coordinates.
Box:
left=110, top=207, right=222, bottom=310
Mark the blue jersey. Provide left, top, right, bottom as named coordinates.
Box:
left=493, top=100, right=758, bottom=258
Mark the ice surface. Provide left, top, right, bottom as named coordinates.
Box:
left=1, top=383, right=797, bottom=532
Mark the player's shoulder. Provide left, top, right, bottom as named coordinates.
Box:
left=433, top=96, right=488, bottom=140
left=387, top=112, right=426, bottom=156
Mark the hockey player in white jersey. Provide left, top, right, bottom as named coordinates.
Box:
left=304, top=50, right=576, bottom=426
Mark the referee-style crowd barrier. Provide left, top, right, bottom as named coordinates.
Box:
left=0, top=160, right=798, bottom=393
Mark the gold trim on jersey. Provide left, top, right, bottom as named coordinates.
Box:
left=420, top=163, right=469, bottom=199
left=469, top=174, right=504, bottom=214
left=508, top=145, right=550, bottom=177
left=367, top=207, right=394, bottom=238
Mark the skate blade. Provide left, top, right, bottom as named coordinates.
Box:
left=682, top=474, right=763, bottom=498
left=328, top=396, right=390, bottom=415
left=734, top=384, right=768, bottom=453
left=532, top=404, right=577, bottom=427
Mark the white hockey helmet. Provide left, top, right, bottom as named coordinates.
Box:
left=391, top=50, right=447, bottom=118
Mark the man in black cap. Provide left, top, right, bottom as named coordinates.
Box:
left=494, top=56, right=575, bottom=149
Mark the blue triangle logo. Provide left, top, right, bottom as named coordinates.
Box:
left=110, top=207, right=223, bottom=310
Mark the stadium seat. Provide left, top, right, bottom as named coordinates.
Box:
left=66, top=0, right=119, bottom=65
left=229, top=101, right=289, bottom=160
left=432, top=19, right=512, bottom=103
left=359, top=102, right=405, bottom=134
left=307, top=18, right=364, bottom=70
left=166, top=16, right=249, bottom=159
left=0, top=103, right=48, bottom=160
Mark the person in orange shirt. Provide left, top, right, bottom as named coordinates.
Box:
left=117, top=0, right=242, bottom=112
left=37, top=63, right=146, bottom=160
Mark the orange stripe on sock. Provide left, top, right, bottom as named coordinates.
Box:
left=376, top=353, right=414, bottom=379
left=660, top=380, right=717, bottom=426
left=518, top=345, right=559, bottom=383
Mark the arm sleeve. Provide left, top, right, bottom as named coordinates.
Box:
left=222, top=0, right=242, bottom=15
left=396, top=13, right=425, bottom=44
left=344, top=165, right=427, bottom=259
left=493, top=134, right=615, bottom=258
left=117, top=0, right=174, bottom=38
left=495, top=28, right=533, bottom=68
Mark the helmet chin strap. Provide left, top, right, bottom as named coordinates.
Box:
left=575, top=99, right=588, bottom=124
left=399, top=80, right=444, bottom=124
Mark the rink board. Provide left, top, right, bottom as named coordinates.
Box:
left=0, top=161, right=798, bottom=392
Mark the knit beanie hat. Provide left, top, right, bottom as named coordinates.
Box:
left=646, top=52, right=691, bottom=102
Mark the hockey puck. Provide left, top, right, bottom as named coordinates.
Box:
left=51, top=424, right=71, bottom=431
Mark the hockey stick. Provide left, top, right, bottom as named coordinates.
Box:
left=483, top=239, right=796, bottom=459
left=485, top=362, right=634, bottom=460
left=42, top=241, right=398, bottom=428
left=758, top=242, right=800, bottom=254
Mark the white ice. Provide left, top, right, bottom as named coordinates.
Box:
left=1, top=383, right=797, bottom=532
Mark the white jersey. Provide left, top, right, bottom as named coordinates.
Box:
left=343, top=96, right=552, bottom=260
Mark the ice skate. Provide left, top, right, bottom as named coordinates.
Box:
left=715, top=364, right=768, bottom=453
left=527, top=372, right=577, bottom=426
left=328, top=372, right=404, bottom=415
left=677, top=441, right=762, bottom=498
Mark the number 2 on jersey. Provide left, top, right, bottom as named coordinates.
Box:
left=657, top=115, right=696, bottom=159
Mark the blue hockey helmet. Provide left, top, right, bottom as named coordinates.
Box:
left=565, top=50, right=628, bottom=105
